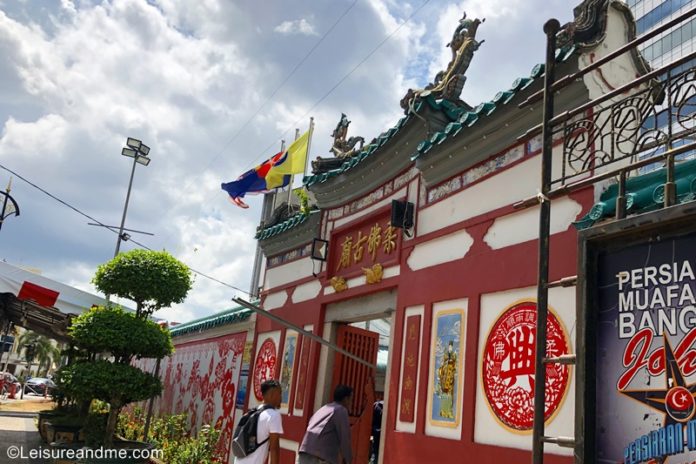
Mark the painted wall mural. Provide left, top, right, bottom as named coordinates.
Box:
left=280, top=332, right=298, bottom=408
left=481, top=301, right=570, bottom=431
left=428, top=308, right=465, bottom=428
left=253, top=337, right=278, bottom=401
left=135, top=331, right=246, bottom=464
left=294, top=334, right=312, bottom=411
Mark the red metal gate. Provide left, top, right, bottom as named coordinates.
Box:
left=331, top=324, right=378, bottom=464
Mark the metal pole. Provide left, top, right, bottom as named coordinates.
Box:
left=233, top=297, right=377, bottom=370
left=249, top=194, right=274, bottom=298
left=303, top=117, right=315, bottom=178
left=143, top=357, right=161, bottom=442
left=532, top=18, right=560, bottom=464
left=270, top=140, right=286, bottom=213
left=114, top=156, right=138, bottom=258
left=286, top=129, right=301, bottom=210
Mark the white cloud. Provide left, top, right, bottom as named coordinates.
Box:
left=0, top=0, right=578, bottom=323
left=274, top=18, right=318, bottom=36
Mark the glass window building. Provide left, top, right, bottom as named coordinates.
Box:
left=628, top=0, right=696, bottom=170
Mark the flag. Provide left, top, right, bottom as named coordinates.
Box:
left=221, top=129, right=311, bottom=208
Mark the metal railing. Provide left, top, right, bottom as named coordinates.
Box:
left=522, top=7, right=696, bottom=464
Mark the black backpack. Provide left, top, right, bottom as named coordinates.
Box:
left=232, top=404, right=274, bottom=458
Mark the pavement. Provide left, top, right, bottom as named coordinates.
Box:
left=0, top=413, right=49, bottom=464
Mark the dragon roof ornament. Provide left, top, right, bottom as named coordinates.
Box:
left=311, top=113, right=366, bottom=174
left=400, top=12, right=485, bottom=114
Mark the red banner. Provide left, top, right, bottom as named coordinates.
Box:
left=294, top=335, right=312, bottom=410
left=328, top=211, right=400, bottom=277
left=18, top=281, right=59, bottom=307
left=400, top=315, right=421, bottom=423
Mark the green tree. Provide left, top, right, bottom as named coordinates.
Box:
left=58, top=250, right=190, bottom=447
left=17, top=331, right=61, bottom=376
left=57, top=306, right=174, bottom=446
left=93, top=249, right=192, bottom=318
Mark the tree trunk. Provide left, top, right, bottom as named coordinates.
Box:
left=104, top=403, right=121, bottom=448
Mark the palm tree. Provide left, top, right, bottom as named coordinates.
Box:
left=17, top=331, right=61, bottom=377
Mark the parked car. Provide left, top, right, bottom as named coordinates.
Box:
left=24, top=377, right=56, bottom=395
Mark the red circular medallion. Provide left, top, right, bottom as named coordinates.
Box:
left=665, top=386, right=695, bottom=422
left=482, top=301, right=570, bottom=431
left=253, top=338, right=277, bottom=401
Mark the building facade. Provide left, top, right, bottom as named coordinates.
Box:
left=141, top=1, right=696, bottom=463
left=245, top=2, right=650, bottom=463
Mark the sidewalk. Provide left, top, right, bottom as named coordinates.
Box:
left=0, top=413, right=49, bottom=464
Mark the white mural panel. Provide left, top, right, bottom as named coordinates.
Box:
left=474, top=286, right=576, bottom=455
left=407, top=229, right=474, bottom=271
left=483, top=196, right=582, bottom=250
left=264, top=290, right=288, bottom=310
left=418, top=157, right=541, bottom=236
left=292, top=281, right=322, bottom=303
left=425, top=299, right=468, bottom=440
left=265, top=257, right=313, bottom=290
left=279, top=330, right=299, bottom=414
left=418, top=144, right=580, bottom=237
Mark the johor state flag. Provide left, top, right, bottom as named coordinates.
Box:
left=221, top=129, right=310, bottom=208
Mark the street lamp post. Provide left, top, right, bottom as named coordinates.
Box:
left=114, top=138, right=151, bottom=258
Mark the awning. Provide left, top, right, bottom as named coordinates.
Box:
left=0, top=261, right=110, bottom=315
left=0, top=261, right=116, bottom=342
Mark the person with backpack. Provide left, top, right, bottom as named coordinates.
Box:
left=297, top=385, right=354, bottom=464
left=233, top=379, right=284, bottom=464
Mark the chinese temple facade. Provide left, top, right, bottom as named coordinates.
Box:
left=245, top=2, right=650, bottom=463
left=145, top=1, right=668, bottom=463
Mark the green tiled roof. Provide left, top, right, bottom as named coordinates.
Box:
left=303, top=96, right=463, bottom=188
left=255, top=209, right=320, bottom=240
left=412, top=44, right=577, bottom=160
left=169, top=305, right=253, bottom=337
left=574, top=157, right=696, bottom=230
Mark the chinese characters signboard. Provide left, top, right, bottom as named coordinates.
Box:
left=294, top=335, right=312, bottom=410
left=400, top=315, right=421, bottom=423
left=593, top=229, right=696, bottom=464
left=329, top=211, right=400, bottom=277
left=481, top=301, right=570, bottom=431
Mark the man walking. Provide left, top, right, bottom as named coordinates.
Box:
left=298, top=385, right=353, bottom=464
left=236, top=379, right=284, bottom=464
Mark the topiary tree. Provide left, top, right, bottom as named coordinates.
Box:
left=57, top=306, right=174, bottom=447
left=93, top=249, right=192, bottom=318
left=57, top=250, right=190, bottom=447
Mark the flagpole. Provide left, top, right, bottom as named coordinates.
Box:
left=304, top=117, right=315, bottom=178
left=271, top=140, right=286, bottom=213
left=286, top=129, right=300, bottom=211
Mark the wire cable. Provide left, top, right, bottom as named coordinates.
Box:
left=183, top=0, right=435, bottom=221
left=239, top=0, right=434, bottom=173
left=0, top=162, right=253, bottom=298
left=177, top=0, right=360, bottom=194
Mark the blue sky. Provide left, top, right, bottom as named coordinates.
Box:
left=0, top=0, right=573, bottom=322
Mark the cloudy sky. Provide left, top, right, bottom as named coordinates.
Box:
left=0, top=0, right=573, bottom=323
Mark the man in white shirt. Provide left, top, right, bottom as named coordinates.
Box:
left=236, top=379, right=284, bottom=464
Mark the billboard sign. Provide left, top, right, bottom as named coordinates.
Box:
left=583, top=207, right=696, bottom=464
